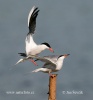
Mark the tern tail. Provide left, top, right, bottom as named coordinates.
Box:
left=32, top=68, right=42, bottom=72
left=32, top=68, right=49, bottom=73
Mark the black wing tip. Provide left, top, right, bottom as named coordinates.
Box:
left=35, top=59, right=39, bottom=61
left=30, top=6, right=40, bottom=18
left=18, top=53, right=27, bottom=57
left=28, top=7, right=40, bottom=34
left=31, top=8, right=40, bottom=19
left=34, top=7, right=40, bottom=12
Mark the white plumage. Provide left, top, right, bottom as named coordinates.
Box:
left=18, top=6, right=54, bottom=65
left=31, top=54, right=70, bottom=74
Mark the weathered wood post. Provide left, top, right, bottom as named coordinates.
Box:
left=48, top=74, right=58, bottom=100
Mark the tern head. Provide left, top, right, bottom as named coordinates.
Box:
left=41, top=42, right=54, bottom=53
left=58, top=54, right=70, bottom=60
left=56, top=54, right=70, bottom=70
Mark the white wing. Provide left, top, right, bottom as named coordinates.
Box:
left=28, top=55, right=56, bottom=66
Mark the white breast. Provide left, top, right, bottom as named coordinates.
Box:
left=56, top=57, right=65, bottom=70
left=28, top=45, right=46, bottom=55
left=25, top=35, right=37, bottom=55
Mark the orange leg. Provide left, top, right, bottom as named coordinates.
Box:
left=30, top=59, right=38, bottom=66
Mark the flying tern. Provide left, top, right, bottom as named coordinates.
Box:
left=18, top=6, right=54, bottom=66
left=32, top=54, right=69, bottom=75
left=23, top=54, right=70, bottom=75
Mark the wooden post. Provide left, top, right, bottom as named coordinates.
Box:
left=48, top=74, right=57, bottom=100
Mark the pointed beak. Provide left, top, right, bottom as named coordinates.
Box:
left=64, top=54, right=70, bottom=58
left=49, top=48, right=54, bottom=53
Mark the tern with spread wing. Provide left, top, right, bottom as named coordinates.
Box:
left=24, top=54, right=69, bottom=75
left=18, top=6, right=54, bottom=66
left=16, top=54, right=70, bottom=74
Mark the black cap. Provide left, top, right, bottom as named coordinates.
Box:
left=41, top=42, right=51, bottom=48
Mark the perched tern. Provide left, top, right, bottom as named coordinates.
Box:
left=18, top=6, right=54, bottom=65
left=30, top=54, right=70, bottom=75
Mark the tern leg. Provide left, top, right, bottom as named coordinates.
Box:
left=29, top=59, right=38, bottom=66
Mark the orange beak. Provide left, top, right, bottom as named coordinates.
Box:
left=64, top=54, right=70, bottom=58
left=49, top=48, right=54, bottom=53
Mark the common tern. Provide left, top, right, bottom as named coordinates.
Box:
left=32, top=54, right=69, bottom=75
left=22, top=54, right=70, bottom=75
left=18, top=6, right=54, bottom=66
